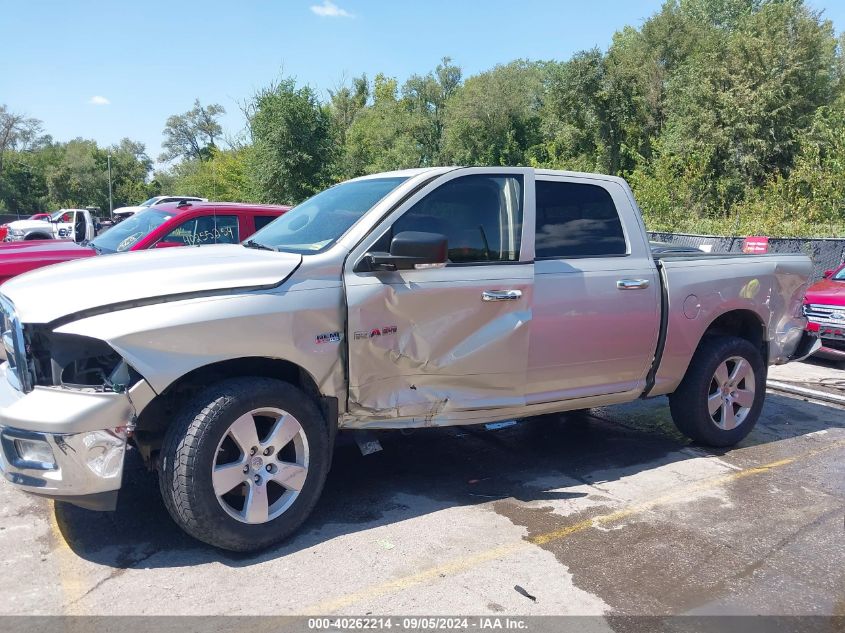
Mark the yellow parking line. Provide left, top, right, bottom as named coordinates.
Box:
left=48, top=503, right=87, bottom=615
left=305, top=441, right=844, bottom=614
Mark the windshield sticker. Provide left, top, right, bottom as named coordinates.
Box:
left=315, top=331, right=341, bottom=344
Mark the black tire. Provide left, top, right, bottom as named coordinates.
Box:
left=158, top=377, right=330, bottom=551
left=669, top=336, right=766, bottom=447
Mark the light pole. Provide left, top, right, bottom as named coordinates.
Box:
left=107, top=152, right=113, bottom=220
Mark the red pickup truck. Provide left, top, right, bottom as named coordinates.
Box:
left=0, top=201, right=289, bottom=285
left=804, top=262, right=845, bottom=364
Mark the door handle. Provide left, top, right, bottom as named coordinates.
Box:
left=617, top=279, right=650, bottom=290
left=482, top=290, right=522, bottom=302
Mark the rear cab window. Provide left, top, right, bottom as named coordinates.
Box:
left=534, top=180, right=627, bottom=258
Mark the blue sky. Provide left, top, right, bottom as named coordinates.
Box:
left=2, top=0, right=844, bottom=166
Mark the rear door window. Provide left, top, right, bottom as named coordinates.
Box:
left=535, top=180, right=626, bottom=258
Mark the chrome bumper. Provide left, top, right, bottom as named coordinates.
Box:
left=0, top=426, right=127, bottom=510
left=0, top=363, right=154, bottom=511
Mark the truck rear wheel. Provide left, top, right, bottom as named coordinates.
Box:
left=668, top=336, right=765, bottom=447
left=158, top=377, right=330, bottom=551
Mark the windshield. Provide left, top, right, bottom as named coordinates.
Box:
left=90, top=209, right=173, bottom=253
left=834, top=267, right=845, bottom=281
left=247, top=177, right=408, bottom=253
left=139, top=197, right=161, bottom=207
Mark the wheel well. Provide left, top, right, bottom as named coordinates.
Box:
left=133, top=357, right=330, bottom=464
left=700, top=310, right=767, bottom=363
left=24, top=233, right=50, bottom=240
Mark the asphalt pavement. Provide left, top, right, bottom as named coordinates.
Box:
left=0, top=361, right=842, bottom=617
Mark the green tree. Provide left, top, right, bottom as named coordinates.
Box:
left=402, top=57, right=462, bottom=166
left=328, top=74, right=369, bottom=148
left=164, top=147, right=256, bottom=202
left=160, top=99, right=226, bottom=162
left=342, top=74, right=422, bottom=177
left=249, top=78, right=335, bottom=204
left=649, top=0, right=838, bottom=217
left=443, top=60, right=545, bottom=166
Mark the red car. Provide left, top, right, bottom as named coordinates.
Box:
left=0, top=213, right=52, bottom=241
left=804, top=262, right=845, bottom=364
left=0, top=201, right=289, bottom=285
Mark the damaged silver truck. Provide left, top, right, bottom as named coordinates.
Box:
left=0, top=167, right=820, bottom=551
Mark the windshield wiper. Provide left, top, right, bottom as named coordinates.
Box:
left=243, top=239, right=277, bottom=252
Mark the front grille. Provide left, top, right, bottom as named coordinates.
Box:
left=0, top=295, right=31, bottom=392
left=804, top=304, right=845, bottom=326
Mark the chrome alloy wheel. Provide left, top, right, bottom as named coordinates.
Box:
left=707, top=356, right=756, bottom=430
left=212, top=407, right=310, bottom=524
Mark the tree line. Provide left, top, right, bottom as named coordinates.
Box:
left=2, top=0, right=844, bottom=236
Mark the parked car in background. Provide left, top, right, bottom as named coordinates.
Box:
left=112, top=195, right=207, bottom=221
left=3, top=209, right=96, bottom=243
left=0, top=201, right=289, bottom=285
left=0, top=214, right=52, bottom=241
left=0, top=167, right=818, bottom=551
left=803, top=262, right=845, bottom=364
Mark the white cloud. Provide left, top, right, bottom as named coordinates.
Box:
left=89, top=95, right=110, bottom=106
left=310, top=0, right=353, bottom=18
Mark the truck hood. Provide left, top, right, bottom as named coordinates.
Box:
left=805, top=278, right=845, bottom=306
left=6, top=219, right=52, bottom=231
left=113, top=205, right=143, bottom=215
left=1, top=244, right=302, bottom=324
left=0, top=240, right=87, bottom=257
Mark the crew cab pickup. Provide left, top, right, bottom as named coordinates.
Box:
left=3, top=208, right=97, bottom=243
left=0, top=202, right=289, bottom=285
left=0, top=167, right=819, bottom=551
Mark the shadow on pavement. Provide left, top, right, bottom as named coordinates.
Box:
left=53, top=393, right=844, bottom=570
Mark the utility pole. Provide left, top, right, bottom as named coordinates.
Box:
left=107, top=152, right=113, bottom=220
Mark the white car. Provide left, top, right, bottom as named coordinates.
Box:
left=112, top=195, right=207, bottom=220
left=4, top=208, right=96, bottom=242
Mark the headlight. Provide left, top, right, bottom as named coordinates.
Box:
left=8, top=229, right=24, bottom=237
left=26, top=330, right=138, bottom=391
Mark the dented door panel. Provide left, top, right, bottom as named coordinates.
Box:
left=345, top=265, right=533, bottom=424
left=343, top=167, right=535, bottom=426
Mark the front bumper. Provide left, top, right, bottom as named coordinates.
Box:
left=0, top=363, right=154, bottom=511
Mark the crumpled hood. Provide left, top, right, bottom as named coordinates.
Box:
left=805, top=278, right=845, bottom=306
left=1, top=244, right=302, bottom=324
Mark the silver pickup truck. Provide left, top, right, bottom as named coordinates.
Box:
left=0, top=167, right=819, bottom=551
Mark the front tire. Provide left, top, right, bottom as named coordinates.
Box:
left=669, top=336, right=765, bottom=447
left=158, top=377, right=330, bottom=551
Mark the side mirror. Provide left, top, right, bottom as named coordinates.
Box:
left=362, top=231, right=448, bottom=272
left=823, top=269, right=835, bottom=279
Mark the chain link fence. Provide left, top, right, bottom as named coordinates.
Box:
left=649, top=231, right=845, bottom=281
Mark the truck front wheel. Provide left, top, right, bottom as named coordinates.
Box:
left=668, top=336, right=765, bottom=447
left=158, top=377, right=330, bottom=551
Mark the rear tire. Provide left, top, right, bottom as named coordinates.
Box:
left=158, top=377, right=330, bottom=551
left=669, top=336, right=765, bottom=447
